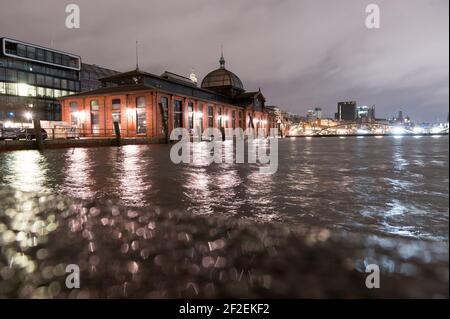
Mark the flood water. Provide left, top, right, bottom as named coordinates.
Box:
left=1, top=136, right=449, bottom=241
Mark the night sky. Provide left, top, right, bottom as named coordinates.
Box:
left=1, top=0, right=448, bottom=122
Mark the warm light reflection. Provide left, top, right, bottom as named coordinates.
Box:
left=5, top=151, right=49, bottom=193
left=64, top=148, right=93, bottom=199
left=118, top=145, right=150, bottom=206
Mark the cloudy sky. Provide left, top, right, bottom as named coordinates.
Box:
left=1, top=0, right=448, bottom=122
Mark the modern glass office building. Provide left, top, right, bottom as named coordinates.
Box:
left=0, top=37, right=81, bottom=123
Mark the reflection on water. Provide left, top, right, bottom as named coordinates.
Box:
left=1, top=151, right=50, bottom=193
left=64, top=148, right=93, bottom=200
left=118, top=145, right=151, bottom=207
left=1, top=136, right=449, bottom=240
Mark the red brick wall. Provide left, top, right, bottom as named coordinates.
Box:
left=60, top=90, right=277, bottom=138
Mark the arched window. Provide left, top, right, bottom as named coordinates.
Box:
left=136, top=97, right=147, bottom=134
left=112, top=99, right=121, bottom=124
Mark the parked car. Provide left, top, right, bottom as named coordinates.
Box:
left=0, top=128, right=20, bottom=140
left=17, top=128, right=48, bottom=140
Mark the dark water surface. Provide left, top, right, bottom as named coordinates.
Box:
left=1, top=136, right=449, bottom=240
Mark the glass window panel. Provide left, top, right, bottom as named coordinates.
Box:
left=36, top=74, right=45, bottom=85
left=27, top=46, right=36, bottom=59
left=112, top=112, right=121, bottom=123
left=45, top=88, right=53, bottom=98
left=18, top=71, right=27, bottom=83
left=45, top=50, right=54, bottom=63
left=137, top=109, right=147, bottom=134
left=54, top=78, right=61, bottom=88
left=17, top=44, right=26, bottom=57
left=28, top=73, right=35, bottom=84
left=54, top=53, right=62, bottom=65
left=6, top=83, right=17, bottom=95
left=188, top=102, right=194, bottom=130
left=45, top=76, right=53, bottom=86
left=36, top=48, right=45, bottom=61
left=173, top=100, right=183, bottom=128
left=27, top=85, right=36, bottom=97
left=36, top=87, right=45, bottom=97
left=137, top=97, right=146, bottom=108
left=6, top=69, right=17, bottom=81
left=112, top=99, right=121, bottom=110
left=90, top=100, right=99, bottom=111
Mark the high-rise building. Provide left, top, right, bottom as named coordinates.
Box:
left=335, top=101, right=356, bottom=121
left=356, top=105, right=375, bottom=122
left=307, top=107, right=322, bottom=120
left=0, top=37, right=81, bottom=122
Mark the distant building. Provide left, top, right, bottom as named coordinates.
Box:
left=335, top=101, right=356, bottom=121
left=0, top=37, right=81, bottom=122
left=356, top=105, right=375, bottom=122
left=60, top=53, right=276, bottom=138
left=307, top=107, right=322, bottom=120
left=80, top=63, right=120, bottom=92
left=0, top=37, right=120, bottom=124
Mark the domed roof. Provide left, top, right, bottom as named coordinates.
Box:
left=201, top=53, right=244, bottom=91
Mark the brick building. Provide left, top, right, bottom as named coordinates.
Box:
left=60, top=54, right=275, bottom=139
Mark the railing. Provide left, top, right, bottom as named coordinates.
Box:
left=1, top=127, right=150, bottom=141
left=42, top=127, right=150, bottom=140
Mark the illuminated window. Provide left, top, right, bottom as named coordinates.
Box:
left=112, top=99, right=121, bottom=125
left=90, top=100, right=99, bottom=111
left=208, top=106, right=214, bottom=128
left=6, top=83, right=17, bottom=95
left=188, top=102, right=194, bottom=130
left=136, top=97, right=147, bottom=134
left=70, top=102, right=78, bottom=126
left=173, top=100, right=183, bottom=129
left=112, top=99, right=121, bottom=110
left=232, top=111, right=236, bottom=129
left=45, top=88, right=53, bottom=98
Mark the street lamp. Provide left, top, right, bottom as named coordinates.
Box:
left=24, top=112, right=32, bottom=121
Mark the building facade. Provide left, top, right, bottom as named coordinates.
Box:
left=356, top=105, right=375, bottom=122
left=0, top=37, right=81, bottom=123
left=80, top=63, right=120, bottom=92
left=60, top=54, right=275, bottom=138
left=0, top=37, right=120, bottom=126
left=335, top=101, right=357, bottom=121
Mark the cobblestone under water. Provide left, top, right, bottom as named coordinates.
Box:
left=0, top=188, right=448, bottom=298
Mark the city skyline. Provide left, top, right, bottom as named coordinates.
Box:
left=0, top=0, right=448, bottom=122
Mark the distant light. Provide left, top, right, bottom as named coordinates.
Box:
left=357, top=129, right=369, bottom=135
left=24, top=112, right=32, bottom=120
left=413, top=126, right=424, bottom=134
left=392, top=126, right=405, bottom=135
left=4, top=121, right=13, bottom=128
left=431, top=127, right=441, bottom=134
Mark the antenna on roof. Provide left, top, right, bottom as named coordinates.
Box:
left=135, top=40, right=139, bottom=71
left=219, top=45, right=225, bottom=69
